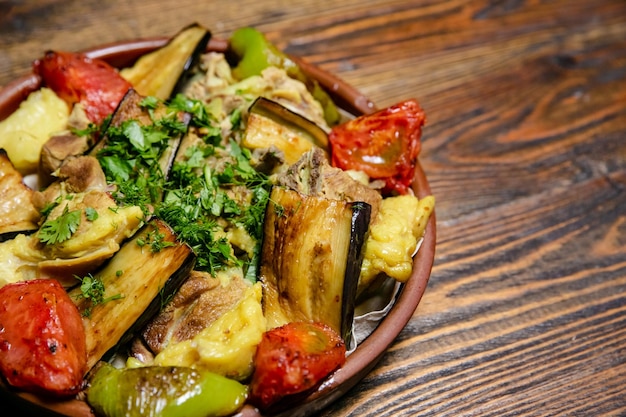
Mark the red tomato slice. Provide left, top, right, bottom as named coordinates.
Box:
left=249, top=321, right=346, bottom=410
left=329, top=98, right=426, bottom=195
left=0, top=279, right=87, bottom=396
left=33, top=51, right=132, bottom=124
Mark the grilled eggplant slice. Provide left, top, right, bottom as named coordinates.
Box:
left=120, top=24, right=211, bottom=100
left=68, top=219, right=195, bottom=369
left=259, top=187, right=370, bottom=343
left=243, top=97, right=329, bottom=165
left=0, top=149, right=41, bottom=241
left=36, top=190, right=144, bottom=285
left=0, top=189, right=144, bottom=289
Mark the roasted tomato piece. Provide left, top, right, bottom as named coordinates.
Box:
left=0, top=278, right=87, bottom=396
left=329, top=98, right=426, bottom=195
left=249, top=321, right=346, bottom=410
left=33, top=51, right=132, bottom=124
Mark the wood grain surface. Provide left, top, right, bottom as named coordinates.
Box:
left=2, top=0, right=626, bottom=416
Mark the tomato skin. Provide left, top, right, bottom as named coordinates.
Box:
left=33, top=51, right=132, bottom=124
left=249, top=321, right=346, bottom=410
left=329, top=98, right=426, bottom=195
left=0, top=279, right=87, bottom=396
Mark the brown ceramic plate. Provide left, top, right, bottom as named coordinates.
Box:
left=0, top=36, right=436, bottom=417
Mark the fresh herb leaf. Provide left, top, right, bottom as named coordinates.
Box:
left=140, top=96, right=160, bottom=110
left=242, top=186, right=270, bottom=240
left=230, top=108, right=242, bottom=130
left=168, top=94, right=210, bottom=125
left=186, top=145, right=214, bottom=168
left=38, top=205, right=81, bottom=245
left=136, top=224, right=175, bottom=253
left=75, top=273, right=123, bottom=318
left=71, top=122, right=99, bottom=137
left=40, top=196, right=61, bottom=217
left=168, top=95, right=221, bottom=144
left=229, top=139, right=265, bottom=185
left=99, top=155, right=132, bottom=182
left=243, top=248, right=261, bottom=283
left=155, top=195, right=237, bottom=274
left=97, top=110, right=180, bottom=213
left=85, top=207, right=99, bottom=221
left=125, top=120, right=148, bottom=151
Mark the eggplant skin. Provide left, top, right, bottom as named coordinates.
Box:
left=259, top=187, right=370, bottom=342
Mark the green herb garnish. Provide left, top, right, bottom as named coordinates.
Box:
left=75, top=273, right=123, bottom=318
left=96, top=101, right=186, bottom=213
left=85, top=207, right=99, bottom=221
left=87, top=94, right=273, bottom=281
left=136, top=226, right=176, bottom=253
left=38, top=205, right=81, bottom=245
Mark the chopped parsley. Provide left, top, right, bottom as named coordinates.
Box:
left=75, top=273, right=123, bottom=318
left=85, top=207, right=99, bottom=221
left=155, top=187, right=238, bottom=275
left=136, top=225, right=175, bottom=253
left=40, top=196, right=61, bottom=217
left=155, top=137, right=271, bottom=275
left=38, top=205, right=81, bottom=245
left=96, top=100, right=188, bottom=213
left=90, top=94, right=273, bottom=280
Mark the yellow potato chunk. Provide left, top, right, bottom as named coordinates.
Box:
left=0, top=191, right=144, bottom=288
left=359, top=194, right=435, bottom=291
left=153, top=282, right=266, bottom=381
left=0, top=88, right=70, bottom=174
left=0, top=234, right=43, bottom=288
left=39, top=191, right=143, bottom=259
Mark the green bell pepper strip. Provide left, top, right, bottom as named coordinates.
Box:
left=87, top=363, right=247, bottom=417
left=229, top=27, right=341, bottom=126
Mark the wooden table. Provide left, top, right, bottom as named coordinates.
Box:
left=2, top=0, right=625, bottom=415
